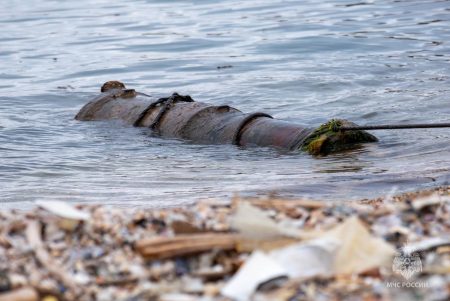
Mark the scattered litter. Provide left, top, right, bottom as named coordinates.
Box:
left=403, top=237, right=450, bottom=253
left=0, top=186, right=448, bottom=301
left=221, top=251, right=286, bottom=301
left=135, top=233, right=239, bottom=259
left=35, top=200, right=90, bottom=231
left=35, top=200, right=89, bottom=221
left=412, top=193, right=450, bottom=211
left=0, top=287, right=38, bottom=301
left=231, top=202, right=305, bottom=239
left=269, top=238, right=338, bottom=278
left=322, top=216, right=395, bottom=274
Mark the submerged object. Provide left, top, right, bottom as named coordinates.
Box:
left=75, top=81, right=377, bottom=155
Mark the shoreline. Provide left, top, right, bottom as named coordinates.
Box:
left=0, top=186, right=449, bottom=301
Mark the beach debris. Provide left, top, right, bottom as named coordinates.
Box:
left=221, top=251, right=287, bottom=301
left=0, top=186, right=448, bottom=301
left=0, top=271, right=10, bottom=293
left=403, top=237, right=450, bottom=254
left=35, top=200, right=89, bottom=231
left=245, top=197, right=326, bottom=211
left=35, top=200, right=89, bottom=221
left=269, top=238, right=339, bottom=278
left=231, top=202, right=313, bottom=240
left=25, top=221, right=80, bottom=296
left=159, top=293, right=199, bottom=301
left=222, top=216, right=395, bottom=299
left=0, top=287, right=38, bottom=301
left=322, top=216, right=396, bottom=274
left=135, top=233, right=239, bottom=260
left=411, top=193, right=450, bottom=211
left=231, top=202, right=299, bottom=240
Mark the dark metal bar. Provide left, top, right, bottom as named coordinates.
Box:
left=337, top=123, right=450, bottom=131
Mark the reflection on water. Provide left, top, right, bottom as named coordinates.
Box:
left=1, top=0, right=450, bottom=207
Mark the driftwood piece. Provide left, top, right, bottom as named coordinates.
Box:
left=25, top=220, right=80, bottom=295
left=135, top=233, right=240, bottom=260
left=244, top=198, right=327, bottom=210
left=0, top=287, right=38, bottom=301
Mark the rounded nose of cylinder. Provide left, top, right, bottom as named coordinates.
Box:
left=300, top=119, right=378, bottom=156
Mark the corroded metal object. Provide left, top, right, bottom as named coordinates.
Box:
left=75, top=81, right=378, bottom=155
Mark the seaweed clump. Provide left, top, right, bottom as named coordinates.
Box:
left=301, top=119, right=378, bottom=156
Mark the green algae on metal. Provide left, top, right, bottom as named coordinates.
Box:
left=301, top=119, right=378, bottom=156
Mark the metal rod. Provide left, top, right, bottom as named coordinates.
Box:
left=337, top=123, right=450, bottom=131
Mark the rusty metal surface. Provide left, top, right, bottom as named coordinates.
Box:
left=75, top=90, right=158, bottom=125
left=177, top=105, right=245, bottom=144
left=75, top=90, right=118, bottom=121
left=76, top=86, right=313, bottom=150
left=239, top=118, right=313, bottom=150
left=155, top=102, right=213, bottom=138
left=232, top=112, right=273, bottom=146
left=75, top=82, right=377, bottom=155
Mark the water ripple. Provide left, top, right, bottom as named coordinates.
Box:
left=1, top=0, right=450, bottom=207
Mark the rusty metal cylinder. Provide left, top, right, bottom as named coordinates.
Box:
left=75, top=81, right=378, bottom=155
left=75, top=90, right=152, bottom=125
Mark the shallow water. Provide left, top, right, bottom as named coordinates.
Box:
left=1, top=0, right=450, bottom=208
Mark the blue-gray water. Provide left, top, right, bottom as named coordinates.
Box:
left=1, top=0, right=450, bottom=208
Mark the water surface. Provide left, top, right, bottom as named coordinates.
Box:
left=1, top=0, right=450, bottom=207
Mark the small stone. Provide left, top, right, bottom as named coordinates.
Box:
left=0, top=271, right=11, bottom=293
left=203, top=283, right=221, bottom=296
left=159, top=293, right=198, bottom=301
left=8, top=274, right=27, bottom=289
left=181, top=277, right=203, bottom=294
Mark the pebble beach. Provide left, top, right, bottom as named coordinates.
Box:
left=1, top=187, right=449, bottom=301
